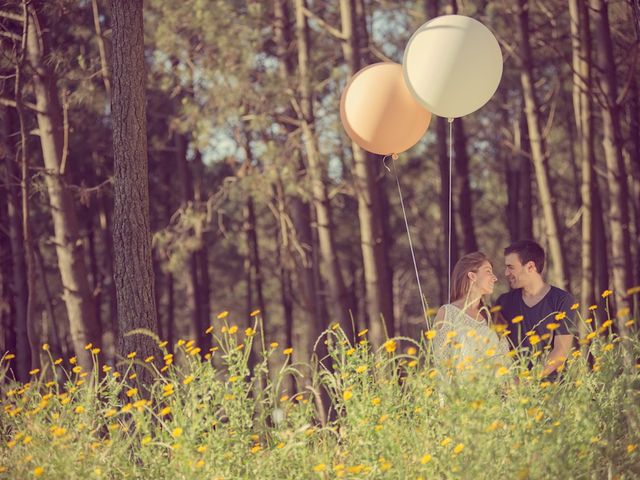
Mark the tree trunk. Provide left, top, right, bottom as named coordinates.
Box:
left=340, top=0, right=394, bottom=346
left=26, top=3, right=101, bottom=371
left=273, top=0, right=324, bottom=360
left=517, top=0, right=568, bottom=289
left=569, top=0, right=596, bottom=323
left=591, top=0, right=633, bottom=319
left=293, top=0, right=353, bottom=335
left=110, top=0, right=158, bottom=370
left=1, top=106, right=29, bottom=379
left=453, top=119, right=477, bottom=254
left=629, top=78, right=640, bottom=286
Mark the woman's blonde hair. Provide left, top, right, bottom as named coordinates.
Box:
left=450, top=252, right=491, bottom=314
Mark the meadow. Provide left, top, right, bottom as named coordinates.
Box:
left=2, top=294, right=640, bottom=479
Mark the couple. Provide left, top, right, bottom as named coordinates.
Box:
left=432, top=240, right=574, bottom=380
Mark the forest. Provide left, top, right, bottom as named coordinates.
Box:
left=0, top=1, right=639, bottom=478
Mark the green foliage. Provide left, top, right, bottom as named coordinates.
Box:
left=2, top=307, right=640, bottom=479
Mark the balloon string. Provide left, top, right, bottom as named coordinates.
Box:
left=383, top=154, right=430, bottom=329
left=448, top=118, right=454, bottom=304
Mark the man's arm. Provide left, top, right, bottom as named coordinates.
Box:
left=541, top=334, right=572, bottom=378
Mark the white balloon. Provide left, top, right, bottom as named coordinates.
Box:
left=402, top=15, right=503, bottom=118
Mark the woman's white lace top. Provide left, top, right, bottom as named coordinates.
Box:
left=432, top=304, right=510, bottom=374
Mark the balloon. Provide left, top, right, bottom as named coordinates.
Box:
left=340, top=62, right=432, bottom=155
left=403, top=15, right=503, bottom=118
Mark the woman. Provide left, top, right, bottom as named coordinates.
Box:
left=432, top=252, right=510, bottom=375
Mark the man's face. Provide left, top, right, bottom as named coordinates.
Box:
left=504, top=253, right=528, bottom=289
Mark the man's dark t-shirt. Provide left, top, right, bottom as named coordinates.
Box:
left=496, top=286, right=575, bottom=350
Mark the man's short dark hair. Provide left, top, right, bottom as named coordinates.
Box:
left=504, top=240, right=545, bottom=274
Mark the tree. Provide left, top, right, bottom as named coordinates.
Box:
left=110, top=0, right=158, bottom=368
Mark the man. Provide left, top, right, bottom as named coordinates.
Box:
left=495, top=240, right=574, bottom=379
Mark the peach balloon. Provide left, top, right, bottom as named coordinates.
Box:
left=340, top=62, right=431, bottom=156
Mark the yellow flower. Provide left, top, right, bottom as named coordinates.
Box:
left=601, top=289, right=613, bottom=298
left=105, top=408, right=117, bottom=418
left=34, top=467, right=44, bottom=477
left=529, top=335, right=541, bottom=345
left=628, top=444, right=638, bottom=454
left=512, top=315, right=524, bottom=324
left=205, top=325, right=214, bottom=334
left=627, top=285, right=640, bottom=295
left=420, top=453, right=432, bottom=464
left=603, top=343, right=614, bottom=352
left=357, top=328, right=368, bottom=337
left=4, top=353, right=15, bottom=360
left=280, top=395, right=289, bottom=402
left=54, top=358, right=62, bottom=365
left=441, top=437, right=452, bottom=447
left=601, top=319, right=613, bottom=329
left=245, top=327, right=255, bottom=337
left=250, top=309, right=261, bottom=316
left=183, top=375, right=194, bottom=385
left=406, top=346, right=417, bottom=355
left=75, top=406, right=85, bottom=414
left=228, top=325, right=238, bottom=334
left=197, top=445, right=207, bottom=453
left=251, top=444, right=261, bottom=453
left=384, top=339, right=397, bottom=353
left=84, top=343, right=93, bottom=350
left=453, top=443, right=465, bottom=454
left=346, top=348, right=356, bottom=355
left=496, top=367, right=509, bottom=377
left=490, top=305, right=502, bottom=313
left=159, top=406, right=171, bottom=417
left=29, top=368, right=40, bottom=375
left=144, top=356, right=154, bottom=363
left=572, top=350, right=582, bottom=358
left=371, top=397, right=381, bottom=406
left=485, top=348, right=496, bottom=356
left=102, top=365, right=112, bottom=373
left=554, top=311, right=566, bottom=321
left=446, top=331, right=458, bottom=340
left=172, top=427, right=183, bottom=438
left=331, top=323, right=340, bottom=330
left=141, top=436, right=151, bottom=445
left=69, top=356, right=77, bottom=365
left=425, top=330, right=436, bottom=340
left=126, top=388, right=138, bottom=398
left=52, top=427, right=66, bottom=437
left=343, top=390, right=353, bottom=401
left=588, top=305, right=598, bottom=311
left=313, top=464, right=327, bottom=472
left=127, top=352, right=136, bottom=359
left=270, top=342, right=279, bottom=349
left=283, top=347, right=293, bottom=355
left=72, top=366, right=82, bottom=374
left=158, top=340, right=168, bottom=348
left=228, top=375, right=239, bottom=383
left=217, top=311, right=229, bottom=319
left=91, top=348, right=101, bottom=355
left=355, top=365, right=367, bottom=374
left=570, top=303, right=579, bottom=310
left=408, top=360, right=418, bottom=367
left=546, top=323, right=560, bottom=331
left=42, top=343, right=50, bottom=351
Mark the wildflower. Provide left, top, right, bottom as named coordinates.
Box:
left=270, top=342, right=279, bottom=349
left=313, top=464, right=327, bottom=473
left=572, top=350, right=581, bottom=358
left=496, top=366, right=509, bottom=377
left=126, top=388, right=138, bottom=398
left=601, top=319, right=613, bottom=329
left=554, top=311, right=566, bottom=321
left=355, top=365, right=367, bottom=374
left=197, top=445, right=207, bottom=453
left=546, top=323, right=560, bottom=331
left=250, top=309, right=261, bottom=316
left=371, top=397, right=381, bottom=406
left=144, top=356, right=154, bottom=363
left=485, top=348, right=496, bottom=356
left=4, top=353, right=15, bottom=360
left=420, top=453, right=432, bottom=464
left=588, top=305, right=598, bottom=311
left=603, top=343, right=614, bottom=352
left=29, top=368, right=40, bottom=375
left=34, top=467, right=44, bottom=477
left=283, top=347, right=293, bottom=355
left=217, top=311, right=229, bottom=319
left=105, top=408, right=117, bottom=418
left=250, top=444, right=261, bottom=453
left=343, top=390, right=353, bottom=401
left=446, top=331, right=458, bottom=340
left=102, top=365, right=112, bottom=373
left=408, top=360, right=418, bottom=367
left=625, top=319, right=634, bottom=327
left=346, top=348, right=356, bottom=355
left=357, top=328, right=368, bottom=337
left=228, top=325, right=238, bottom=334
left=52, top=427, right=66, bottom=437
left=205, top=326, right=214, bottom=334
left=133, top=399, right=148, bottom=410
left=628, top=444, right=638, bottom=454
left=571, top=303, right=579, bottom=310
left=406, top=346, right=417, bottom=355
left=601, top=289, right=613, bottom=298
left=627, top=285, right=640, bottom=295
left=331, top=323, right=340, bottom=330
left=529, top=335, right=541, bottom=345
left=91, top=348, right=101, bottom=355
left=190, top=347, right=201, bottom=356
left=486, top=421, right=501, bottom=432
left=158, top=341, right=168, bottom=348
left=512, top=315, right=524, bottom=324
left=84, top=343, right=93, bottom=350
left=120, top=404, right=132, bottom=413
left=42, top=343, right=50, bottom=351
left=425, top=330, right=436, bottom=340
left=441, top=437, right=452, bottom=447
left=72, top=366, right=82, bottom=374
left=141, top=436, right=151, bottom=445
left=54, top=358, right=62, bottom=365
left=384, top=339, right=397, bottom=353
left=490, top=305, right=502, bottom=313
left=159, top=406, right=171, bottom=417
left=127, top=352, right=136, bottom=359
left=75, top=406, right=85, bottom=414
left=172, top=427, right=183, bottom=438
left=245, top=327, right=255, bottom=337
left=453, top=443, right=465, bottom=454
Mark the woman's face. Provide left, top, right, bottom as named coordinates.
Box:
left=469, top=261, right=497, bottom=296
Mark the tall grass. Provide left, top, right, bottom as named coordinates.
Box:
left=1, top=297, right=639, bottom=479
